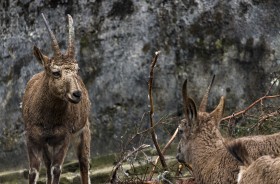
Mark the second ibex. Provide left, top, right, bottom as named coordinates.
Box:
left=22, top=13, right=91, bottom=184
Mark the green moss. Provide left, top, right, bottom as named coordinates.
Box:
left=215, top=39, right=223, bottom=49
left=90, top=172, right=110, bottom=183
left=80, top=35, right=90, bottom=48
left=63, top=161, right=80, bottom=173
left=91, top=153, right=117, bottom=169
left=0, top=170, right=27, bottom=184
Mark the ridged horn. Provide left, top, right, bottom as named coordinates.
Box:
left=210, top=96, right=225, bottom=123
left=41, top=13, right=62, bottom=59
left=67, top=14, right=75, bottom=59
left=199, top=75, right=215, bottom=112
left=182, top=79, right=189, bottom=118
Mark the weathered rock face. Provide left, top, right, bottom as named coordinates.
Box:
left=1, top=0, right=279, bottom=169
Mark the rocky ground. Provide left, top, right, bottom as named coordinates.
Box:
left=0, top=146, right=184, bottom=184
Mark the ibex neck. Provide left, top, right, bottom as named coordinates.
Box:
left=195, top=130, right=226, bottom=152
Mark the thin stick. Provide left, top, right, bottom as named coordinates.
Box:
left=250, top=110, right=280, bottom=130
left=259, top=110, right=280, bottom=122
left=222, top=95, right=280, bottom=121
left=148, top=51, right=168, bottom=171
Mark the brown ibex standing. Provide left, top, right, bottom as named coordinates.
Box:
left=22, top=13, right=91, bottom=184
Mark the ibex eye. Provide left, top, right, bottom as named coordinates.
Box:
left=52, top=71, right=61, bottom=78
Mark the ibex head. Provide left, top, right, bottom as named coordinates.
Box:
left=176, top=77, right=225, bottom=164
left=33, top=13, right=82, bottom=104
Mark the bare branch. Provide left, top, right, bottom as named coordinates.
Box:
left=222, top=95, right=280, bottom=121
left=148, top=51, right=168, bottom=171
left=149, top=128, right=179, bottom=179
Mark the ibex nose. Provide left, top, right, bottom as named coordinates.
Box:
left=72, top=90, right=82, bottom=98
left=176, top=153, right=185, bottom=163
left=176, top=154, right=181, bottom=161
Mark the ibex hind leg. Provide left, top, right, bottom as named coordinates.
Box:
left=77, top=122, right=91, bottom=184
left=26, top=140, right=42, bottom=184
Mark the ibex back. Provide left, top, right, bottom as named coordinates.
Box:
left=226, top=141, right=280, bottom=184
left=22, top=13, right=91, bottom=184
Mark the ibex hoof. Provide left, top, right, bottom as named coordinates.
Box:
left=51, top=165, right=62, bottom=176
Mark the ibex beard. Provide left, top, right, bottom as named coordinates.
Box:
left=22, top=13, right=91, bottom=184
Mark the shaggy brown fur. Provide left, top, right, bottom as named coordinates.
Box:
left=230, top=134, right=280, bottom=160
left=176, top=79, right=240, bottom=184
left=177, top=78, right=280, bottom=184
left=227, top=141, right=280, bottom=184
left=22, top=14, right=91, bottom=184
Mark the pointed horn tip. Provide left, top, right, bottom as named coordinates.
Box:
left=182, top=79, right=188, bottom=92
left=183, top=79, right=188, bottom=86
left=219, top=96, right=225, bottom=108
left=41, top=13, right=48, bottom=24
left=67, top=14, right=73, bottom=22
left=211, top=75, right=216, bottom=83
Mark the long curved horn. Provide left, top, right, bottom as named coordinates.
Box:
left=199, top=75, right=215, bottom=112
left=67, top=14, right=75, bottom=59
left=182, top=79, right=189, bottom=117
left=41, top=13, right=62, bottom=58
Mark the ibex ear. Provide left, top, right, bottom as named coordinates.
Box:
left=33, top=46, right=49, bottom=66
left=182, top=79, right=197, bottom=123
left=185, top=97, right=197, bottom=122
left=210, top=96, right=225, bottom=125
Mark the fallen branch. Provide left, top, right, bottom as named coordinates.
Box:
left=148, top=51, right=168, bottom=171
left=110, top=144, right=151, bottom=184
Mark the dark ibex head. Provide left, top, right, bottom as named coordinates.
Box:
left=33, top=13, right=82, bottom=104
left=176, top=76, right=225, bottom=164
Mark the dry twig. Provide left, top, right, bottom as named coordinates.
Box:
left=148, top=51, right=168, bottom=171
left=222, top=95, right=280, bottom=121
left=149, top=128, right=179, bottom=179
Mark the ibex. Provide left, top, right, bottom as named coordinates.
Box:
left=22, top=13, right=91, bottom=184
left=177, top=78, right=280, bottom=184
left=176, top=77, right=240, bottom=184
left=227, top=141, right=280, bottom=184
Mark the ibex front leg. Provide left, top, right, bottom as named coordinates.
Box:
left=42, top=145, right=52, bottom=184
left=51, top=138, right=70, bottom=184
left=77, top=122, right=91, bottom=184
left=27, top=140, right=42, bottom=184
